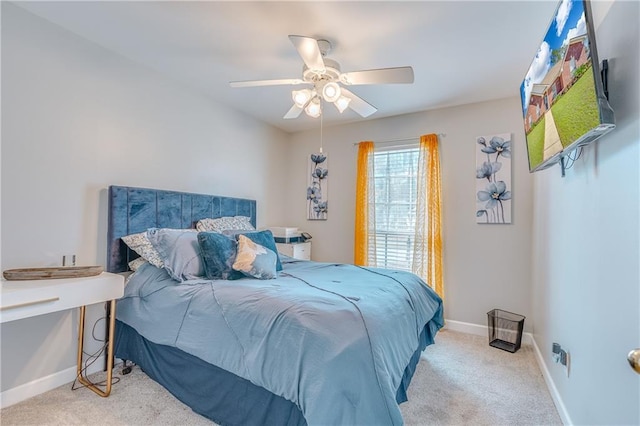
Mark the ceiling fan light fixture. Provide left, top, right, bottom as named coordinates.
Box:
left=230, top=36, right=410, bottom=121
left=322, top=82, right=341, bottom=103
left=292, top=89, right=313, bottom=108
left=305, top=97, right=322, bottom=118
left=334, top=95, right=351, bottom=113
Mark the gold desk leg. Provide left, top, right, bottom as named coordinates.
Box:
left=76, top=299, right=116, bottom=397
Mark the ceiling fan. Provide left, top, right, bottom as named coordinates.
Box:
left=229, top=35, right=414, bottom=119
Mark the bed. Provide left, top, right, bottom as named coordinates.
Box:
left=108, top=185, right=444, bottom=426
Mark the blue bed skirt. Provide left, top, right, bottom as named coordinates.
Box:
left=115, top=319, right=439, bottom=425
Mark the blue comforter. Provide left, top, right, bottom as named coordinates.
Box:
left=117, top=258, right=443, bottom=425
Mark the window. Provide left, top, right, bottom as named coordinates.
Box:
left=368, top=148, right=419, bottom=272
left=355, top=134, right=443, bottom=297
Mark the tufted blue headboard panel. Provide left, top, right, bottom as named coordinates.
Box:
left=107, top=185, right=256, bottom=273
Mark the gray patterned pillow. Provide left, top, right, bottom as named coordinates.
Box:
left=128, top=257, right=148, bottom=272
left=232, top=235, right=277, bottom=279
left=121, top=232, right=164, bottom=268
left=196, top=216, right=255, bottom=233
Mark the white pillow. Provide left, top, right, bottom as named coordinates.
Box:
left=196, top=216, right=255, bottom=233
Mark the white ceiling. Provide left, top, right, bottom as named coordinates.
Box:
left=15, top=1, right=561, bottom=134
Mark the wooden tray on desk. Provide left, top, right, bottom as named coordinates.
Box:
left=3, top=266, right=103, bottom=281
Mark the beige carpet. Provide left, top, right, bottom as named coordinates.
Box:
left=0, top=330, right=562, bottom=425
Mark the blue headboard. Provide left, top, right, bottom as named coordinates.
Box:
left=107, top=185, right=257, bottom=273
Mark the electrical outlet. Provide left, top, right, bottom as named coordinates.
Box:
left=62, top=254, right=77, bottom=266
left=552, top=342, right=561, bottom=363
left=552, top=343, right=570, bottom=377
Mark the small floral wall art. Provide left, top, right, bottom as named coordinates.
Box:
left=307, top=153, right=328, bottom=220
left=476, top=133, right=512, bottom=224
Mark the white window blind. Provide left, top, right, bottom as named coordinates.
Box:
left=368, top=148, right=419, bottom=272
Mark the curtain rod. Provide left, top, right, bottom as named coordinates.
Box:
left=352, top=133, right=446, bottom=146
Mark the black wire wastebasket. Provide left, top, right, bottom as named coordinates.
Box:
left=487, top=309, right=525, bottom=353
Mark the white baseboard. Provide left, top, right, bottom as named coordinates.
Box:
left=530, top=335, right=572, bottom=425
left=0, top=362, right=103, bottom=409
left=443, top=318, right=533, bottom=345
left=443, top=318, right=570, bottom=425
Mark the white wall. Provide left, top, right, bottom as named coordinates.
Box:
left=531, top=1, right=640, bottom=424
left=286, top=97, right=534, bottom=331
left=0, top=3, right=289, bottom=397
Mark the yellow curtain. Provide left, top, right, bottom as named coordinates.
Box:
left=354, top=141, right=375, bottom=265
left=413, top=134, right=444, bottom=298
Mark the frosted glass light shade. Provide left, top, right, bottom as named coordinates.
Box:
left=322, top=82, right=341, bottom=103
left=305, top=97, right=322, bottom=118
left=292, top=89, right=312, bottom=108
left=334, top=95, right=351, bottom=113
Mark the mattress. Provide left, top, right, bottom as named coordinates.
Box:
left=115, top=256, right=444, bottom=425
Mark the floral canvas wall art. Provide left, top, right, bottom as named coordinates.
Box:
left=307, top=153, right=328, bottom=220
left=476, top=133, right=512, bottom=224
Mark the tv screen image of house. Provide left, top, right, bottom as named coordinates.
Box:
left=520, top=0, right=614, bottom=172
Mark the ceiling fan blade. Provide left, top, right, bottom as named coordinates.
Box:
left=289, top=35, right=325, bottom=74
left=230, top=78, right=305, bottom=88
left=340, top=88, right=377, bottom=118
left=283, top=104, right=304, bottom=119
left=340, top=67, right=414, bottom=85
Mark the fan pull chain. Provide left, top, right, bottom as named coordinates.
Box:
left=319, top=107, right=324, bottom=154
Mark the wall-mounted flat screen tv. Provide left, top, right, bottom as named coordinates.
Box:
left=520, top=0, right=614, bottom=172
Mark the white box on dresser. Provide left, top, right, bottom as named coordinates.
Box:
left=269, top=227, right=299, bottom=238
left=276, top=241, right=311, bottom=261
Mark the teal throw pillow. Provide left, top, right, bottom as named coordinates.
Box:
left=197, top=232, right=243, bottom=280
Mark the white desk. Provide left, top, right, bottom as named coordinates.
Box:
left=1, top=272, right=125, bottom=396
left=1, top=272, right=124, bottom=323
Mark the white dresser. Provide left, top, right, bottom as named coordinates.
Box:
left=276, top=241, right=311, bottom=260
